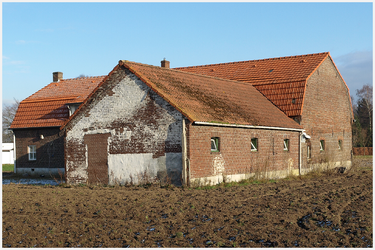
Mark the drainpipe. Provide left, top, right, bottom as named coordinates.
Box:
left=182, top=118, right=188, bottom=186
left=299, top=132, right=302, bottom=176
left=13, top=133, right=16, bottom=174
left=64, top=129, right=67, bottom=184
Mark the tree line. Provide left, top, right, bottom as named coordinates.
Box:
left=352, top=84, right=373, bottom=147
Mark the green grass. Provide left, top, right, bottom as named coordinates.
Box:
left=2, top=164, right=14, bottom=172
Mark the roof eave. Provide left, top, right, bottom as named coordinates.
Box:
left=194, top=121, right=303, bottom=132
left=10, top=125, right=61, bottom=130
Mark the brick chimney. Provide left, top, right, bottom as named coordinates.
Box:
left=161, top=58, right=170, bottom=69
left=53, top=72, right=63, bottom=82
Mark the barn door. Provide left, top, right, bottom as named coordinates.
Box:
left=84, top=133, right=110, bottom=184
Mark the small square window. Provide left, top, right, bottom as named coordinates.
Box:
left=211, top=137, right=219, bottom=152
left=251, top=138, right=258, bottom=151
left=28, top=145, right=36, bottom=161
left=338, top=140, right=342, bottom=150
left=320, top=140, right=325, bottom=151
left=68, top=104, right=81, bottom=116
left=283, top=139, right=290, bottom=151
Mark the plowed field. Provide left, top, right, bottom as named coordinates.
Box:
left=3, top=157, right=372, bottom=247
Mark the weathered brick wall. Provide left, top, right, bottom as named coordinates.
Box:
left=301, top=57, right=353, bottom=170
left=65, top=67, right=183, bottom=185
left=14, top=127, right=65, bottom=172
left=186, top=123, right=300, bottom=186
left=353, top=147, right=373, bottom=156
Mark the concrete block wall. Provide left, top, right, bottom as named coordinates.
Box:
left=186, top=123, right=300, bottom=186
left=65, top=68, right=183, bottom=185
left=301, top=57, right=353, bottom=171
left=13, top=127, right=65, bottom=175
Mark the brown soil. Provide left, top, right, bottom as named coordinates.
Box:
left=3, top=158, right=372, bottom=248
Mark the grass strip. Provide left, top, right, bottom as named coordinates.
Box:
left=2, top=164, right=14, bottom=172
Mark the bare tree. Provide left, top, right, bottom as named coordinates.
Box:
left=352, top=84, right=373, bottom=147
left=2, top=99, right=19, bottom=143
left=356, top=84, right=373, bottom=135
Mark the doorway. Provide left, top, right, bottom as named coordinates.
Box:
left=84, top=133, right=110, bottom=184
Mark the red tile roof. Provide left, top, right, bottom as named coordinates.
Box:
left=175, top=52, right=330, bottom=117
left=10, top=76, right=105, bottom=129
left=114, top=61, right=301, bottom=129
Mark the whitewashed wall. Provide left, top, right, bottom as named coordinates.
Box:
left=65, top=71, right=183, bottom=185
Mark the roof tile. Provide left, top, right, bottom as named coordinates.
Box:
left=119, top=61, right=301, bottom=129
left=11, top=76, right=105, bottom=129
left=175, top=52, right=329, bottom=117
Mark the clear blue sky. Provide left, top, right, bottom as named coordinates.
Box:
left=2, top=2, right=373, bottom=106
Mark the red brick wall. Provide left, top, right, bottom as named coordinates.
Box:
left=13, top=127, right=65, bottom=170
left=186, top=123, right=300, bottom=180
left=301, top=57, right=353, bottom=167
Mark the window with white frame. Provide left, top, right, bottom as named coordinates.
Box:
left=251, top=138, right=258, bottom=151
left=28, top=145, right=36, bottom=161
left=307, top=139, right=311, bottom=159
left=307, top=145, right=311, bottom=159
left=320, top=140, right=325, bottom=151
left=211, top=137, right=219, bottom=152
left=283, top=139, right=290, bottom=151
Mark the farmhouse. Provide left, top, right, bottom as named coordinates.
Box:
left=10, top=74, right=105, bottom=175
left=62, top=60, right=303, bottom=186
left=10, top=52, right=352, bottom=185
left=176, top=52, right=353, bottom=174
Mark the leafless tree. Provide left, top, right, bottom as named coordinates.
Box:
left=352, top=84, right=373, bottom=147
left=356, top=84, right=373, bottom=134
left=2, top=99, right=19, bottom=143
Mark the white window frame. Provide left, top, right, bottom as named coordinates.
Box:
left=211, top=137, right=219, bottom=152
left=283, top=139, right=289, bottom=151
left=320, top=140, right=325, bottom=151
left=251, top=138, right=258, bottom=152
left=28, top=145, right=36, bottom=161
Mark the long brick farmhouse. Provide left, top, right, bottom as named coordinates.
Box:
left=10, top=52, right=353, bottom=186
left=176, top=52, right=354, bottom=177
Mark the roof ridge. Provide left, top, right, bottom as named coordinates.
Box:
left=23, top=75, right=106, bottom=101
left=122, top=60, right=252, bottom=87
left=60, top=75, right=106, bottom=81
left=174, top=52, right=329, bottom=69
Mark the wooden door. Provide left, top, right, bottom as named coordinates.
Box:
left=84, top=133, right=110, bottom=184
